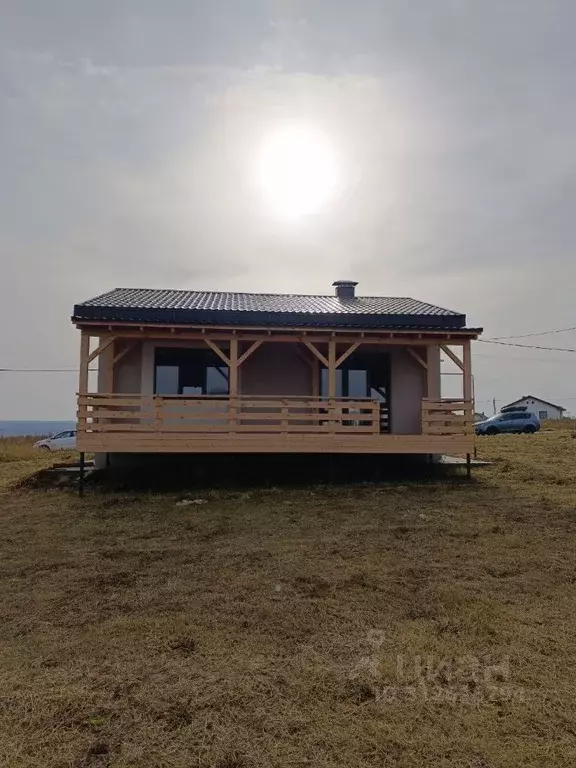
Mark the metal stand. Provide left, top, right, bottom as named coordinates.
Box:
left=79, top=452, right=86, bottom=497
left=466, top=453, right=472, bottom=481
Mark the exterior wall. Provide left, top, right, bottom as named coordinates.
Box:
left=240, top=343, right=312, bottom=396
left=390, top=347, right=426, bottom=434
left=97, top=341, right=143, bottom=394
left=510, top=397, right=564, bottom=420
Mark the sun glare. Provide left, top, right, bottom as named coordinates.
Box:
left=256, top=126, right=338, bottom=219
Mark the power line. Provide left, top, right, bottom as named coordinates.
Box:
left=0, top=368, right=97, bottom=373
left=478, top=339, right=576, bottom=353
left=491, top=325, right=576, bottom=340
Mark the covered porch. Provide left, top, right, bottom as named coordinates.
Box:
left=76, top=325, right=476, bottom=456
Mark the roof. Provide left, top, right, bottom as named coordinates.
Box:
left=72, top=287, right=477, bottom=331
left=502, top=395, right=566, bottom=412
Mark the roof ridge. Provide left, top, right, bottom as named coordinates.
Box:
left=110, top=286, right=415, bottom=300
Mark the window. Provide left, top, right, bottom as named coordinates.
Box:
left=539, top=410, right=548, bottom=420
left=154, top=348, right=229, bottom=396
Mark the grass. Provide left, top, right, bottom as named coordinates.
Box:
left=0, top=430, right=575, bottom=767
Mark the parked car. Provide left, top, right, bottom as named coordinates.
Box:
left=34, top=430, right=77, bottom=451
left=475, top=412, right=540, bottom=435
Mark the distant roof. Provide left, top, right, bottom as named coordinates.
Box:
left=73, top=287, right=477, bottom=331
left=503, top=395, right=566, bottom=412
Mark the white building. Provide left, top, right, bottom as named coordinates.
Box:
left=502, top=395, right=566, bottom=420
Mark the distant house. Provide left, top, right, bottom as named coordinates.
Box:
left=72, top=280, right=482, bottom=464
left=501, top=395, right=566, bottom=420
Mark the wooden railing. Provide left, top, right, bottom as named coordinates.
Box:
left=421, top=399, right=475, bottom=436
left=78, top=394, right=382, bottom=435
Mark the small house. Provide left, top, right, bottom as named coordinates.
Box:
left=72, top=281, right=482, bottom=462
left=501, top=395, right=566, bottom=421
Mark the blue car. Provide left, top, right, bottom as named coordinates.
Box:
left=475, top=412, right=540, bottom=435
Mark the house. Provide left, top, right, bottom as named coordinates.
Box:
left=72, top=280, right=482, bottom=463
left=501, top=395, right=566, bottom=421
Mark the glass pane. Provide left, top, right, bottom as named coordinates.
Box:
left=347, top=370, right=367, bottom=397
left=155, top=365, right=179, bottom=394
left=206, top=366, right=229, bottom=395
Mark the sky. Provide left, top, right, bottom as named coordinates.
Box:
left=1, top=0, right=575, bottom=418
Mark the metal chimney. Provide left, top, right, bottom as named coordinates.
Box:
left=333, top=280, right=358, bottom=299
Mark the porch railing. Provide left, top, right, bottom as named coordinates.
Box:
left=421, top=399, right=475, bottom=436
left=78, top=394, right=382, bottom=434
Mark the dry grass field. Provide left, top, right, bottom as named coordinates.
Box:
left=0, top=427, right=575, bottom=767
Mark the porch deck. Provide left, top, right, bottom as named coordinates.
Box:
left=77, top=394, right=474, bottom=455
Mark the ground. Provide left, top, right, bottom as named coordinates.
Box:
left=0, top=426, right=575, bottom=767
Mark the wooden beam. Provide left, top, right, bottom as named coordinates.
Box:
left=237, top=340, right=262, bottom=367
left=426, top=345, right=441, bottom=399
left=327, top=338, right=337, bottom=398
left=229, top=338, right=238, bottom=430
left=78, top=331, right=90, bottom=396
left=335, top=341, right=362, bottom=368
left=113, top=341, right=136, bottom=366
left=303, top=341, right=329, bottom=368
left=204, top=338, right=231, bottom=366
left=406, top=347, right=428, bottom=370
left=87, top=336, right=115, bottom=364
left=463, top=340, right=472, bottom=402
left=440, top=344, right=465, bottom=371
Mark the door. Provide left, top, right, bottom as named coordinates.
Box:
left=50, top=430, right=76, bottom=450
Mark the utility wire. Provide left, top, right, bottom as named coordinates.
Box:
left=491, top=325, right=576, bottom=340
left=478, top=339, right=576, bottom=353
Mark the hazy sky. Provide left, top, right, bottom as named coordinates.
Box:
left=1, top=1, right=575, bottom=418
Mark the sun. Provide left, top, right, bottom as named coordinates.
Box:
left=256, top=125, right=339, bottom=219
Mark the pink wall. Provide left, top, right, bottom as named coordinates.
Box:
left=240, top=343, right=313, bottom=396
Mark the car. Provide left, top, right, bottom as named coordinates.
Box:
left=34, top=430, right=77, bottom=451
left=475, top=412, right=540, bottom=436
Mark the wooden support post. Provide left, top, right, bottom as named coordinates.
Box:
left=229, top=338, right=238, bottom=430
left=426, top=344, right=441, bottom=400
left=462, top=340, right=472, bottom=402
left=328, top=338, right=336, bottom=431
left=78, top=332, right=90, bottom=396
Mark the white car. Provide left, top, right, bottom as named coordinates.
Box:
left=34, top=430, right=77, bottom=451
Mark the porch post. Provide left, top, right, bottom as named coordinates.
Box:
left=78, top=331, right=90, bottom=436
left=229, top=337, right=239, bottom=429
left=328, top=338, right=337, bottom=432
left=462, top=340, right=472, bottom=402
left=78, top=331, right=90, bottom=396
left=426, top=344, right=441, bottom=400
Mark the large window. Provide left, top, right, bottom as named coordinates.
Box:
left=154, top=348, right=229, bottom=396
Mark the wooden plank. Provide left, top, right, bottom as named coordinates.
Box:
left=113, top=341, right=136, bottom=366
left=87, top=336, right=115, bottom=364
left=423, top=413, right=469, bottom=424
left=204, top=338, right=231, bottom=366
left=335, top=341, right=361, bottom=368
left=78, top=431, right=474, bottom=455
left=78, top=332, right=90, bottom=397
left=303, top=341, right=329, bottom=368
left=462, top=340, right=472, bottom=402
left=406, top=347, right=428, bottom=370
left=237, top=340, right=262, bottom=366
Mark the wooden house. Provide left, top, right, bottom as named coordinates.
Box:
left=73, top=281, right=481, bottom=463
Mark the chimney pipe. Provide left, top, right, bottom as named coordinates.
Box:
left=333, top=280, right=358, bottom=300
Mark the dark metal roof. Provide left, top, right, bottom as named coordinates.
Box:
left=73, top=287, right=475, bottom=331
